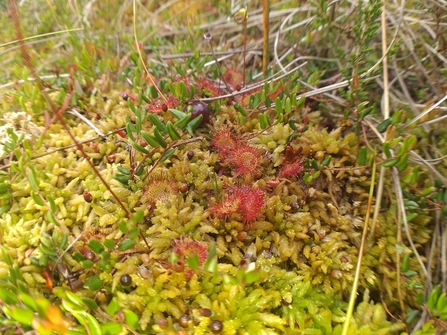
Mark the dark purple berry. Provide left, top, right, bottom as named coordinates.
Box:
left=120, top=274, right=132, bottom=286
left=210, top=320, right=223, bottom=333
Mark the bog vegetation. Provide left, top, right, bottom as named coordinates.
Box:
left=0, top=0, right=447, bottom=334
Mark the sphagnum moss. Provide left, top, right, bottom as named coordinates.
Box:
left=0, top=34, right=434, bottom=335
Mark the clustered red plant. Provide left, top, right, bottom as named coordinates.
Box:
left=196, top=78, right=222, bottom=97
left=212, top=128, right=265, bottom=179
left=279, top=145, right=303, bottom=178
left=279, top=160, right=303, bottom=178
left=210, top=185, right=265, bottom=226
left=172, top=237, right=209, bottom=279
left=223, top=68, right=244, bottom=91
left=211, top=127, right=239, bottom=155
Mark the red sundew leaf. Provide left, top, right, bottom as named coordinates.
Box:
left=197, top=78, right=222, bottom=97
left=211, top=128, right=240, bottom=156
left=279, top=160, right=303, bottom=178
left=232, top=185, right=265, bottom=224
left=209, top=194, right=241, bottom=220
left=227, top=144, right=263, bottom=178
left=224, top=68, right=244, bottom=91
left=173, top=237, right=208, bottom=265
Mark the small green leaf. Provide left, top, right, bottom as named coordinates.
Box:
left=81, top=260, right=94, bottom=269
left=28, top=167, right=39, bottom=191
left=85, top=313, right=102, bottom=335
left=118, top=221, right=129, bottom=233
left=187, top=254, right=200, bottom=270
left=131, top=210, right=144, bottom=223
left=65, top=291, right=85, bottom=309
left=0, top=183, right=9, bottom=195
left=84, top=275, right=103, bottom=291
left=285, top=97, right=292, bottom=114
left=186, top=115, right=203, bottom=135
left=204, top=256, right=217, bottom=277
left=234, top=103, right=248, bottom=117
left=244, top=271, right=261, bottom=284
left=0, top=288, right=19, bottom=304
left=125, top=122, right=136, bottom=142
left=160, top=149, right=176, bottom=163
left=19, top=293, right=38, bottom=311
left=133, top=142, right=150, bottom=154
left=114, top=174, right=130, bottom=184
left=377, top=118, right=392, bottom=133
left=127, top=99, right=136, bottom=114
left=117, top=239, right=135, bottom=252
left=383, top=142, right=392, bottom=158
left=128, top=227, right=139, bottom=239
left=106, top=298, right=120, bottom=316
left=321, top=156, right=331, bottom=167
left=260, top=113, right=270, bottom=129
left=148, top=114, right=167, bottom=134
left=406, top=309, right=419, bottom=324
left=154, top=128, right=167, bottom=148
left=174, top=114, right=192, bottom=129
left=382, top=157, right=400, bottom=167
left=46, top=211, right=59, bottom=226
left=223, top=274, right=237, bottom=284
left=103, top=239, right=115, bottom=250
left=6, top=306, right=34, bottom=325
left=169, top=109, right=187, bottom=120
left=288, top=120, right=297, bottom=131
left=123, top=309, right=139, bottom=329
left=141, top=131, right=160, bottom=148
left=88, top=240, right=105, bottom=254
left=357, top=147, right=367, bottom=166
left=167, top=122, right=181, bottom=140
left=403, top=135, right=417, bottom=151
left=30, top=191, right=44, bottom=206
left=117, top=166, right=130, bottom=175
left=101, top=322, right=123, bottom=335
left=401, top=253, right=410, bottom=272
left=82, top=298, right=99, bottom=310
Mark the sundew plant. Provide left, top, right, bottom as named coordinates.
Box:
left=0, top=0, right=447, bottom=335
